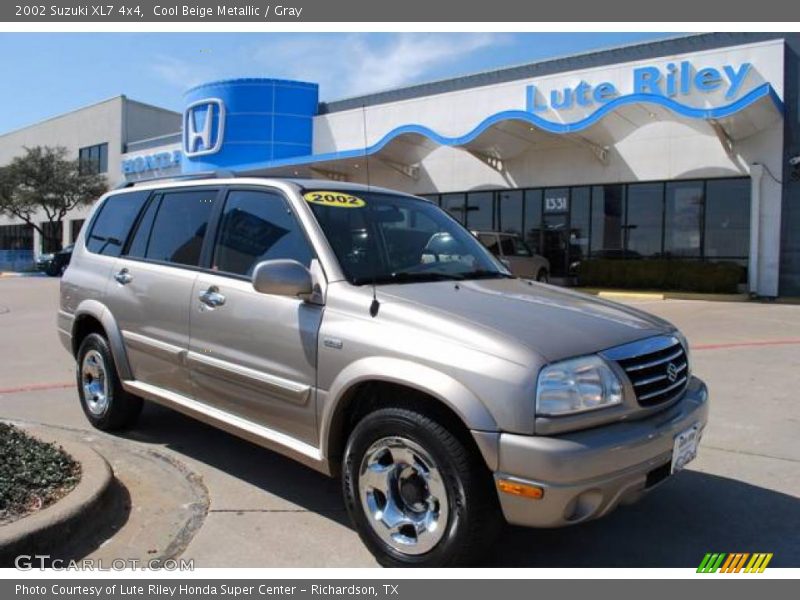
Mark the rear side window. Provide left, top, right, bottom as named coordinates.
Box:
left=143, top=189, right=216, bottom=266
left=212, top=189, right=313, bottom=276
left=85, top=191, right=150, bottom=256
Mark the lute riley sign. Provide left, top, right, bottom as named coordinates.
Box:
left=525, top=61, right=753, bottom=113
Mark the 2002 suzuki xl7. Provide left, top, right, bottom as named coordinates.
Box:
left=59, top=177, right=708, bottom=566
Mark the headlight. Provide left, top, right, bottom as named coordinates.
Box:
left=536, top=355, right=623, bottom=416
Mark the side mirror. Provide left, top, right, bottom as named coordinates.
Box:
left=252, top=259, right=313, bottom=300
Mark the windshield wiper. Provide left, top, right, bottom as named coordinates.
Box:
left=459, top=270, right=516, bottom=280
left=352, top=272, right=466, bottom=285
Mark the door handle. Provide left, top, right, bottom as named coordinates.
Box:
left=114, top=268, right=133, bottom=285
left=199, top=286, right=226, bottom=308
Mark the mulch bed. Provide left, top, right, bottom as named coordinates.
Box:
left=0, top=423, right=81, bottom=524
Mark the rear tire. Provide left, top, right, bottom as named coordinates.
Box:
left=343, top=406, right=501, bottom=567
left=76, top=333, right=142, bottom=431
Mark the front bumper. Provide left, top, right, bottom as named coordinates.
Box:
left=494, top=375, right=708, bottom=528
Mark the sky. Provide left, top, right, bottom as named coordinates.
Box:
left=0, top=32, right=680, bottom=134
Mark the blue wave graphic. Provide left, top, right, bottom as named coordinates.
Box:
left=245, top=83, right=783, bottom=170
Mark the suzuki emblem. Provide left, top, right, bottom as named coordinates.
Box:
left=666, top=362, right=679, bottom=383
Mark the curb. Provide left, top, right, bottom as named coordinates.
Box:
left=578, top=288, right=750, bottom=303
left=0, top=429, right=113, bottom=565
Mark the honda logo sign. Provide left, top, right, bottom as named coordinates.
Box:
left=183, top=98, right=225, bottom=157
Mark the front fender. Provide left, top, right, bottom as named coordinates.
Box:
left=72, top=299, right=133, bottom=381
left=319, top=356, right=498, bottom=460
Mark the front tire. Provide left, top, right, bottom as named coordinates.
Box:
left=77, top=333, right=142, bottom=431
left=343, top=407, right=501, bottom=567
left=536, top=268, right=549, bottom=283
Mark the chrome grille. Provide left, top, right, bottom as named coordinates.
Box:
left=603, top=335, right=689, bottom=407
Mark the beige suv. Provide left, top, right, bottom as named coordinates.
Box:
left=59, top=177, right=708, bottom=566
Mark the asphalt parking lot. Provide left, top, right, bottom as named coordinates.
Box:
left=1, top=275, right=799, bottom=567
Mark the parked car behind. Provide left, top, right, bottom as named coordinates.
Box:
left=474, top=231, right=550, bottom=282
left=37, top=244, right=73, bottom=277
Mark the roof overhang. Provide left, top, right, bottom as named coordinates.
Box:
left=235, top=83, right=784, bottom=180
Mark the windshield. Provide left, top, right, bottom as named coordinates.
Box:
left=303, top=190, right=510, bottom=285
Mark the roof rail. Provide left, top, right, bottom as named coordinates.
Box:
left=114, top=169, right=238, bottom=190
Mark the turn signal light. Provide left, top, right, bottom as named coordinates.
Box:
left=497, top=479, right=544, bottom=499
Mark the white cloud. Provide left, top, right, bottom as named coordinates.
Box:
left=248, top=33, right=509, bottom=100
left=148, top=33, right=509, bottom=101
left=149, top=55, right=221, bottom=90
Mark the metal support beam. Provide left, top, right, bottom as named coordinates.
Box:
left=378, top=157, right=420, bottom=180
left=709, top=119, right=736, bottom=160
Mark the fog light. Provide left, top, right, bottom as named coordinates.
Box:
left=497, top=479, right=544, bottom=499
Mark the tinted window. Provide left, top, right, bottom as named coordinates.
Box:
left=590, top=185, right=625, bottom=255
left=665, top=181, right=703, bottom=257
left=705, top=179, right=750, bottom=258
left=570, top=187, right=591, bottom=263
left=145, top=189, right=216, bottom=266
left=626, top=183, right=664, bottom=257
left=86, top=191, right=150, bottom=257
left=523, top=189, right=542, bottom=253
left=125, top=195, right=161, bottom=258
left=466, top=191, right=494, bottom=229
left=441, top=193, right=465, bottom=223
left=213, top=190, right=313, bottom=276
left=497, top=190, right=522, bottom=235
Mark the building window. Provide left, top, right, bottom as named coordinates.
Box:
left=0, top=224, right=34, bottom=251
left=665, top=181, right=704, bottom=257
left=497, top=190, right=523, bottom=235
left=704, top=179, right=750, bottom=259
left=70, top=219, right=85, bottom=244
left=440, top=193, right=466, bottom=222
left=590, top=185, right=625, bottom=257
left=465, top=191, right=494, bottom=230
left=523, top=189, right=543, bottom=254
left=626, top=182, right=664, bottom=258
left=40, top=221, right=63, bottom=253
left=78, top=143, right=108, bottom=174
left=570, top=187, right=591, bottom=264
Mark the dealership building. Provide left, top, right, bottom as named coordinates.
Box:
left=1, top=32, right=799, bottom=296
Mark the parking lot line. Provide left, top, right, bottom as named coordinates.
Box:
left=0, top=381, right=75, bottom=394
left=693, top=339, right=800, bottom=351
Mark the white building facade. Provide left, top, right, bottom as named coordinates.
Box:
left=2, top=33, right=799, bottom=296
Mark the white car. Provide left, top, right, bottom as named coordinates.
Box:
left=474, top=231, right=550, bottom=282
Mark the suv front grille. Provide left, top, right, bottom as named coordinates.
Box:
left=603, top=336, right=689, bottom=407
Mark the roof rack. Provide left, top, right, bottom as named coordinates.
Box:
left=114, top=169, right=238, bottom=190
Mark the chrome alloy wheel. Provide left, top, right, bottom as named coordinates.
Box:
left=358, top=436, right=449, bottom=555
left=81, top=349, right=109, bottom=416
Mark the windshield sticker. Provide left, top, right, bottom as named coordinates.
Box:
left=304, top=191, right=366, bottom=208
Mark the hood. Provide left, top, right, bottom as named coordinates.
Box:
left=378, top=278, right=674, bottom=362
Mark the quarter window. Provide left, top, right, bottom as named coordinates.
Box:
left=144, top=190, right=216, bottom=266
left=212, top=190, right=313, bottom=276
left=86, top=191, right=150, bottom=257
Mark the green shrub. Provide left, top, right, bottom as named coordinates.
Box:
left=577, top=259, right=744, bottom=293
left=0, top=423, right=80, bottom=522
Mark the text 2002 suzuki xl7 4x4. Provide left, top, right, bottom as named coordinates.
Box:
left=59, top=178, right=707, bottom=566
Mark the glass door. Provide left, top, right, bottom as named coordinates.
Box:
left=542, top=188, right=570, bottom=277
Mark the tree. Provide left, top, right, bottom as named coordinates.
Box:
left=0, top=146, right=108, bottom=251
